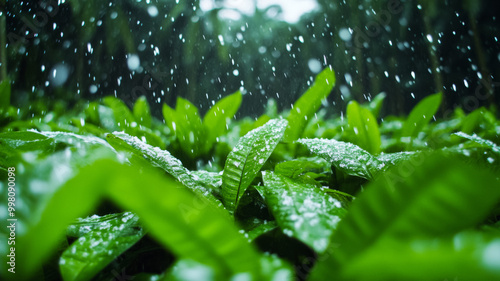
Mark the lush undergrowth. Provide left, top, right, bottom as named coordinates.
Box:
left=0, top=69, right=500, bottom=281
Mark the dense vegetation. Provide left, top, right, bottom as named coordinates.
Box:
left=1, top=68, right=499, bottom=280
left=2, top=0, right=499, bottom=116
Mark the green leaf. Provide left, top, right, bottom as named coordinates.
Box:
left=259, top=171, right=347, bottom=253
left=6, top=156, right=107, bottom=278
left=0, top=131, right=56, bottom=168
left=102, top=96, right=136, bottom=132
left=454, top=132, right=500, bottom=153
left=362, top=92, right=386, bottom=118
left=284, top=67, right=336, bottom=142
left=107, top=132, right=225, bottom=210
left=297, top=138, right=383, bottom=180
left=133, top=96, right=152, bottom=128
left=401, top=92, right=442, bottom=139
left=310, top=154, right=500, bottom=280
left=347, top=100, right=381, bottom=155
left=343, top=231, right=500, bottom=280
left=60, top=212, right=144, bottom=281
left=0, top=80, right=10, bottom=112
left=104, top=162, right=264, bottom=278
left=221, top=119, right=288, bottom=212
left=202, top=90, right=242, bottom=153
left=163, top=97, right=205, bottom=157
left=274, top=157, right=331, bottom=180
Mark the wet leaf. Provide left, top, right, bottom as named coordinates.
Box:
left=297, top=138, right=383, bottom=180
left=258, top=171, right=347, bottom=253
left=105, top=161, right=264, bottom=278
left=107, top=132, right=225, bottom=210
left=221, top=119, right=288, bottom=212
left=60, top=212, right=144, bottom=281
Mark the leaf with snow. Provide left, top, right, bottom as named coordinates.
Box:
left=258, top=171, right=346, bottom=253
left=222, top=119, right=288, bottom=212
left=454, top=132, right=500, bottom=154
left=297, top=138, right=384, bottom=180
left=107, top=132, right=224, bottom=210
left=60, top=212, right=144, bottom=281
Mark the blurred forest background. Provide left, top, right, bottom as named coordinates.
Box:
left=1, top=0, right=499, bottom=118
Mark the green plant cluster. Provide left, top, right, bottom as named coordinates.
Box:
left=0, top=68, right=500, bottom=280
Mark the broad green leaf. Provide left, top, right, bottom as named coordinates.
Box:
left=362, top=92, right=386, bottom=118
left=133, top=96, right=152, bottom=128
left=310, top=154, right=500, bottom=280
left=297, top=138, right=384, bottom=180
left=343, top=231, right=500, bottom=280
left=163, top=97, right=205, bottom=157
left=107, top=132, right=225, bottom=210
left=60, top=212, right=145, bottom=281
left=202, top=91, right=242, bottom=153
left=221, top=119, right=288, bottom=212
left=0, top=80, right=10, bottom=112
left=104, top=161, right=264, bottom=278
left=347, top=100, right=381, bottom=155
left=259, top=171, right=347, bottom=253
left=401, top=92, right=442, bottom=139
left=284, top=67, right=335, bottom=142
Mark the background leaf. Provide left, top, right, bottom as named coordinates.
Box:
left=221, top=119, right=288, bottom=212
left=347, top=100, right=381, bottom=155
left=203, top=90, right=242, bottom=153
left=133, top=96, right=152, bottom=128
left=284, top=67, right=336, bottom=142
left=400, top=92, right=442, bottom=140
left=163, top=97, right=205, bottom=157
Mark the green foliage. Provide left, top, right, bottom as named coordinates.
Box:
left=285, top=67, right=336, bottom=142
left=346, top=100, right=381, bottom=154
left=310, top=154, right=500, bottom=280
left=221, top=119, right=287, bottom=212
left=163, top=91, right=242, bottom=158
left=1, top=79, right=499, bottom=280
